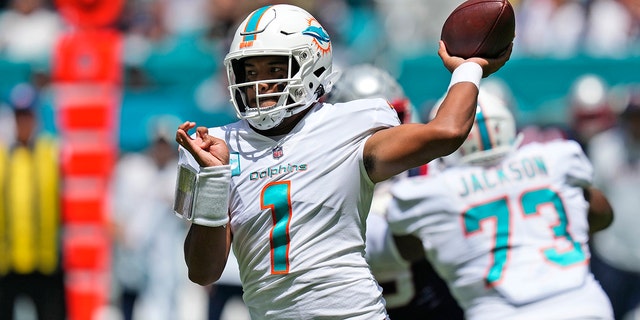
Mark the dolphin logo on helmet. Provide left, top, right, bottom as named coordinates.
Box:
left=303, top=26, right=330, bottom=45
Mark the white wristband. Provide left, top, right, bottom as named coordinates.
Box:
left=448, top=62, right=482, bottom=90
left=174, top=164, right=231, bottom=227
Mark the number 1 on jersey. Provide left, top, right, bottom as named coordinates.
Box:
left=261, top=181, right=292, bottom=274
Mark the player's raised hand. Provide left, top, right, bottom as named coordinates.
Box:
left=468, top=43, right=512, bottom=78
left=438, top=40, right=467, bottom=73
left=438, top=41, right=512, bottom=78
left=176, top=121, right=230, bottom=167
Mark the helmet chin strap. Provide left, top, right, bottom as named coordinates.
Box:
left=286, top=98, right=315, bottom=117
left=247, top=110, right=286, bottom=130
left=248, top=99, right=312, bottom=131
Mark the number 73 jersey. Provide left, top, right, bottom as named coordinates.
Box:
left=387, top=140, right=608, bottom=315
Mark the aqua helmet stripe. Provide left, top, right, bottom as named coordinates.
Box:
left=242, top=6, right=272, bottom=42
left=476, top=106, right=492, bottom=151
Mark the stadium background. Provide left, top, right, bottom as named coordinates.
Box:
left=1, top=0, right=637, bottom=152
left=0, top=0, right=638, bottom=319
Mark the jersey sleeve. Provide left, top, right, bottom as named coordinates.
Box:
left=330, top=98, right=401, bottom=136
left=365, top=213, right=410, bottom=270
left=545, top=140, right=593, bottom=188
left=386, top=176, right=452, bottom=237
left=371, top=98, right=402, bottom=130
left=325, top=98, right=401, bottom=186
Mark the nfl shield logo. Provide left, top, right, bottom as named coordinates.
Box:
left=272, top=146, right=283, bottom=159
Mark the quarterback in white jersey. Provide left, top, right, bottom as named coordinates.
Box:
left=172, top=4, right=511, bottom=319
left=179, top=98, right=397, bottom=318
left=386, top=90, right=615, bottom=320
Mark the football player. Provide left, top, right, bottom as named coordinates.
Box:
left=386, top=89, right=615, bottom=319
left=173, top=4, right=510, bottom=319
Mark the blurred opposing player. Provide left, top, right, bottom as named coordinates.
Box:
left=326, top=64, right=463, bottom=319
left=386, top=89, right=615, bottom=320
left=568, top=74, right=617, bottom=152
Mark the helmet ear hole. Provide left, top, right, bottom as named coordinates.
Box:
left=291, top=59, right=300, bottom=77
left=234, top=89, right=248, bottom=113
left=231, top=59, right=246, bottom=83
left=314, top=67, right=326, bottom=78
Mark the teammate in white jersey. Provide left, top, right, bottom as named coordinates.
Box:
left=172, top=4, right=511, bottom=319
left=326, top=64, right=463, bottom=320
left=386, top=89, right=615, bottom=320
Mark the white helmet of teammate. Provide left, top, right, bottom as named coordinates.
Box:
left=431, top=87, right=519, bottom=165
left=327, top=64, right=416, bottom=124
left=224, top=4, right=338, bottom=130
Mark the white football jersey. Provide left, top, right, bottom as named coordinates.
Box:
left=387, top=140, right=614, bottom=320
left=365, top=204, right=414, bottom=308
left=179, top=98, right=398, bottom=319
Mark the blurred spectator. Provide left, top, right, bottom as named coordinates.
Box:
left=588, top=85, right=640, bottom=320
left=515, top=0, right=587, bottom=58
left=110, top=116, right=188, bottom=320
left=163, top=0, right=210, bottom=36
left=0, top=102, right=14, bottom=145
left=567, top=74, right=617, bottom=151
left=323, top=0, right=385, bottom=66
left=619, top=0, right=640, bottom=54
left=119, top=0, right=171, bottom=68
left=0, top=83, right=66, bottom=320
left=0, top=0, right=64, bottom=68
left=203, top=0, right=244, bottom=40
left=375, top=0, right=460, bottom=58
left=584, top=0, right=635, bottom=58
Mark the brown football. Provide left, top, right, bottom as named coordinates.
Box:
left=441, top=0, right=515, bottom=59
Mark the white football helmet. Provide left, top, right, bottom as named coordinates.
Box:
left=327, top=64, right=416, bottom=124
left=431, top=87, right=519, bottom=165
left=224, top=4, right=338, bottom=130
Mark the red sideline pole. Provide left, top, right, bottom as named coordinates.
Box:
left=52, top=1, right=124, bottom=319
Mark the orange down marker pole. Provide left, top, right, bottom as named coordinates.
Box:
left=52, top=0, right=124, bottom=319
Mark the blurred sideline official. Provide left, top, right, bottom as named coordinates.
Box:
left=0, top=83, right=66, bottom=320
